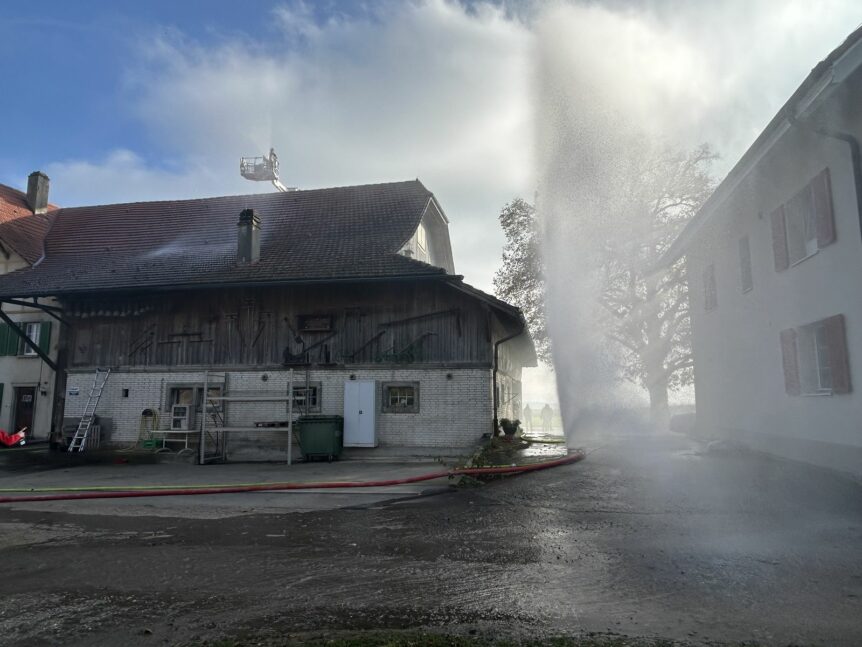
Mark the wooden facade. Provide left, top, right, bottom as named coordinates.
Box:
left=62, top=280, right=525, bottom=371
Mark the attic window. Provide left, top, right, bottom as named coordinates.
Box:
left=417, top=223, right=427, bottom=251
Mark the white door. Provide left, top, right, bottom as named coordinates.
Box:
left=343, top=381, right=377, bottom=447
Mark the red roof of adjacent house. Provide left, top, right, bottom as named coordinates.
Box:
left=0, top=183, right=58, bottom=265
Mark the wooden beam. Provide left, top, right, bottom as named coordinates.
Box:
left=0, top=308, right=58, bottom=371
left=1, top=298, right=64, bottom=313
left=0, top=299, right=71, bottom=326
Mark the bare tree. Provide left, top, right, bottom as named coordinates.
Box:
left=493, top=144, right=715, bottom=417
left=598, top=143, right=716, bottom=418
left=493, top=197, right=551, bottom=365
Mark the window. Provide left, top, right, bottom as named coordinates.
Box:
left=780, top=315, right=851, bottom=396
left=21, top=322, right=41, bottom=356
left=784, top=186, right=818, bottom=265
left=292, top=383, right=321, bottom=413
left=738, top=236, right=753, bottom=293
left=417, top=223, right=427, bottom=251
left=703, top=264, right=717, bottom=311
left=382, top=382, right=419, bottom=413
left=166, top=385, right=222, bottom=411
left=771, top=168, right=835, bottom=271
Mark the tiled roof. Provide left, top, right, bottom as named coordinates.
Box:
left=0, top=183, right=57, bottom=264
left=0, top=180, right=448, bottom=298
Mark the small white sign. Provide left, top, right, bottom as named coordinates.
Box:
left=68, top=388, right=80, bottom=396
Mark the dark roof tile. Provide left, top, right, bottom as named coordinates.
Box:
left=0, top=179, right=447, bottom=297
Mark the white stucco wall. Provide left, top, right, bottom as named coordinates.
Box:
left=64, top=366, right=494, bottom=458
left=687, top=121, right=862, bottom=473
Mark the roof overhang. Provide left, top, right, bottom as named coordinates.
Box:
left=0, top=271, right=450, bottom=301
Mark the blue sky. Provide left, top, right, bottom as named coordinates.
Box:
left=0, top=1, right=325, bottom=176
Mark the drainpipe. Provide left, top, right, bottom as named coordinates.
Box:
left=492, top=323, right=525, bottom=435
left=787, top=117, right=862, bottom=244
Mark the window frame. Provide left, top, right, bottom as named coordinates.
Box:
left=20, top=322, right=41, bottom=356
left=291, top=382, right=322, bottom=413
left=381, top=381, right=420, bottom=414
left=417, top=223, right=427, bottom=251
left=784, top=184, right=819, bottom=267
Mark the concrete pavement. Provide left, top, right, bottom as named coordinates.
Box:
left=0, top=459, right=456, bottom=518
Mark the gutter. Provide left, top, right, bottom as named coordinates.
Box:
left=492, top=323, right=526, bottom=435
left=0, top=271, right=452, bottom=301
left=787, top=116, right=862, bottom=243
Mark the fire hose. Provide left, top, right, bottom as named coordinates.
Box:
left=0, top=450, right=585, bottom=503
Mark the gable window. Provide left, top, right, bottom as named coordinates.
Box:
left=770, top=168, right=835, bottom=271
left=292, top=383, right=321, bottom=413
left=780, top=315, right=851, bottom=396
left=703, top=264, right=717, bottom=311
left=417, top=223, right=427, bottom=251
left=382, top=381, right=419, bottom=413
left=738, top=236, right=753, bottom=293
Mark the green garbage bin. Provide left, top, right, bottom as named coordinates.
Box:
left=295, top=415, right=344, bottom=462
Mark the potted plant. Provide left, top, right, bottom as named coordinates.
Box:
left=499, top=418, right=521, bottom=437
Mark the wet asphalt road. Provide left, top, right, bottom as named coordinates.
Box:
left=1, top=431, right=861, bottom=646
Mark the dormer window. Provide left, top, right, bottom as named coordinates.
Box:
left=417, top=223, right=427, bottom=251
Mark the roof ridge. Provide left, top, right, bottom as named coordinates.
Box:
left=54, top=178, right=429, bottom=212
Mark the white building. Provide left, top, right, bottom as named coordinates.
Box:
left=665, top=27, right=862, bottom=474
left=0, top=172, right=60, bottom=441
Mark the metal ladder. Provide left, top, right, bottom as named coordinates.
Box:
left=68, top=368, right=111, bottom=452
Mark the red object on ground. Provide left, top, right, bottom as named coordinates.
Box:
left=0, top=451, right=586, bottom=503
left=0, top=430, right=26, bottom=447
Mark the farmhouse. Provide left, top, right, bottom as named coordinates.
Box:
left=664, top=27, right=862, bottom=474
left=0, top=179, right=534, bottom=459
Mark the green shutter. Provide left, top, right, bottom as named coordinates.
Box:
left=0, top=324, right=15, bottom=357
left=0, top=383, right=4, bottom=410
left=38, top=321, right=52, bottom=354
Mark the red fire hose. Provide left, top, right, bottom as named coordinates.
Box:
left=0, top=451, right=585, bottom=504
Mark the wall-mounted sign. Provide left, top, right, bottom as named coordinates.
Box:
left=68, top=388, right=80, bottom=396
left=22, top=395, right=33, bottom=403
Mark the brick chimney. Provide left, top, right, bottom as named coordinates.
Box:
left=26, top=171, right=50, bottom=214
left=237, top=208, right=261, bottom=264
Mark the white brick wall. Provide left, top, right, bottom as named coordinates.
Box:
left=65, top=367, right=494, bottom=456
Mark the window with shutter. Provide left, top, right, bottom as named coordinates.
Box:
left=21, top=322, right=41, bottom=356
left=783, top=314, right=851, bottom=396
left=771, top=168, right=835, bottom=271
